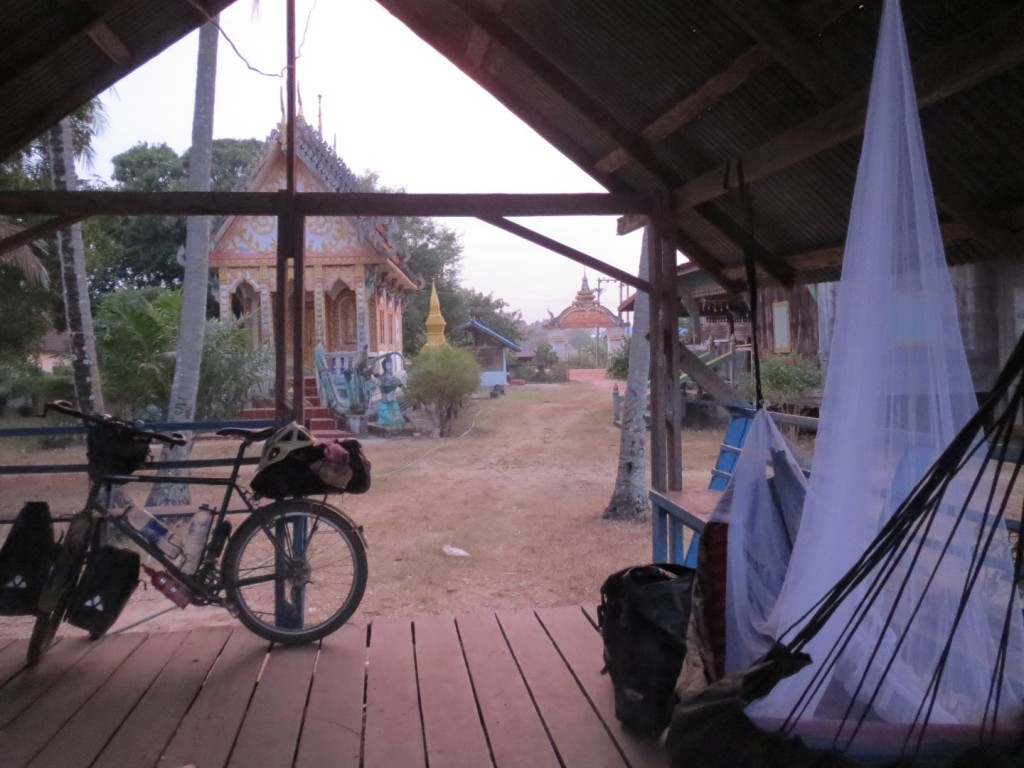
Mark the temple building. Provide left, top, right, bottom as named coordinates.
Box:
left=543, top=274, right=628, bottom=361
left=209, top=114, right=416, bottom=375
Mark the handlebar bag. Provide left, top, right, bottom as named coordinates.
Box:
left=0, top=502, right=58, bottom=615
left=85, top=421, right=151, bottom=476
left=66, top=545, right=140, bottom=636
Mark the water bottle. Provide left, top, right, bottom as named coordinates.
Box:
left=142, top=564, right=192, bottom=608
left=121, top=504, right=184, bottom=560
left=180, top=504, right=214, bottom=575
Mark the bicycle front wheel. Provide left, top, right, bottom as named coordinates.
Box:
left=223, top=500, right=367, bottom=644
left=27, top=514, right=91, bottom=666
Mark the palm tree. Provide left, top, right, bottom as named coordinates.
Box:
left=48, top=117, right=104, bottom=414
left=603, top=228, right=652, bottom=521
left=148, top=19, right=219, bottom=506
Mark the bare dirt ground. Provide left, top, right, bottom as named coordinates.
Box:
left=0, top=370, right=724, bottom=639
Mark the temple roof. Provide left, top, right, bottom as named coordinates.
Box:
left=544, top=274, right=627, bottom=330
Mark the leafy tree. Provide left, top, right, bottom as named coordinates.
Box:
left=89, top=138, right=265, bottom=294
left=90, top=142, right=187, bottom=292
left=534, top=342, right=559, bottom=375
left=405, top=345, right=481, bottom=437
left=0, top=265, right=52, bottom=364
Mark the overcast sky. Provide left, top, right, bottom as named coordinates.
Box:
left=88, top=0, right=645, bottom=323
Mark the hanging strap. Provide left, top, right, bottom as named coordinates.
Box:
left=730, top=159, right=764, bottom=409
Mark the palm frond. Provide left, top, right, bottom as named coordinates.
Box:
left=0, top=219, right=50, bottom=288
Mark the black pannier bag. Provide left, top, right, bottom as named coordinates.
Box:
left=0, top=501, right=57, bottom=615
left=251, top=439, right=372, bottom=499
left=66, top=545, right=140, bottom=637
left=598, top=563, right=696, bottom=737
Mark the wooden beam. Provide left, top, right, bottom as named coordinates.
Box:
left=709, top=0, right=850, bottom=104
left=673, top=3, right=1024, bottom=211
left=477, top=216, right=650, bottom=294
left=596, top=0, right=864, bottom=176
left=678, top=344, right=747, bottom=407
left=0, top=191, right=650, bottom=218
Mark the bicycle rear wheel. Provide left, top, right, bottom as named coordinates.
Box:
left=27, top=514, right=91, bottom=666
left=223, top=499, right=367, bottom=644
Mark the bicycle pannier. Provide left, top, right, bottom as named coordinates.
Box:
left=598, top=563, right=695, bottom=737
left=66, top=545, right=140, bottom=636
left=0, top=501, right=57, bottom=616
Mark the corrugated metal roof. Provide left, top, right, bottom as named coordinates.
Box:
left=1, top=0, right=1021, bottom=293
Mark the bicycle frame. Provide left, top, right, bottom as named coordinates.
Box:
left=82, top=434, right=262, bottom=605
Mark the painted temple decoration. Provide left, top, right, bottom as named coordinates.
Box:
left=543, top=274, right=628, bottom=361
left=208, top=114, right=416, bottom=377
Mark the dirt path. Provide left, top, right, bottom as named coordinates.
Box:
left=0, top=372, right=722, bottom=639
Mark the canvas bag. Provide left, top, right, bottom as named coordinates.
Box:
left=598, top=563, right=695, bottom=736
left=0, top=501, right=57, bottom=615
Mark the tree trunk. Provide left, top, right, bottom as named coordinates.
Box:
left=48, top=118, right=104, bottom=414
left=603, top=228, right=652, bottom=521
left=148, top=20, right=218, bottom=506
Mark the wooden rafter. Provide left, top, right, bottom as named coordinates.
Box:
left=674, top=3, right=1024, bottom=212
left=709, top=0, right=850, bottom=104
left=594, top=0, right=863, bottom=177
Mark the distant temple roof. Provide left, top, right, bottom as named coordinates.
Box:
left=544, top=273, right=627, bottom=330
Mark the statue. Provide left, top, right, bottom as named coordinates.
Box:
left=375, top=353, right=406, bottom=427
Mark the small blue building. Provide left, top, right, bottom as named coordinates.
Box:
left=456, top=320, right=522, bottom=390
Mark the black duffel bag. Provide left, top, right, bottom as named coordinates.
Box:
left=598, top=563, right=696, bottom=737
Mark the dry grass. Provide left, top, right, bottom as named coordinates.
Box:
left=0, top=372, right=725, bottom=637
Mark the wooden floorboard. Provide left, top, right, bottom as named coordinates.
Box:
left=363, top=616, right=426, bottom=768
left=26, top=631, right=187, bottom=768
left=457, top=611, right=561, bottom=768
left=156, top=628, right=270, bottom=768
left=1, top=632, right=145, bottom=768
left=293, top=621, right=367, bottom=768
left=91, top=626, right=233, bottom=768
left=498, top=609, right=629, bottom=768
left=415, top=613, right=493, bottom=768
left=537, top=606, right=668, bottom=768
left=0, top=606, right=671, bottom=768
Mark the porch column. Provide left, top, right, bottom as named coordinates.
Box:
left=313, top=264, right=326, bottom=348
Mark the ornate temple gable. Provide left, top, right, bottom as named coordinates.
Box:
left=544, top=273, right=627, bottom=330
left=209, top=117, right=416, bottom=293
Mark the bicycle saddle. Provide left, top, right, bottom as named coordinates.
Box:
left=216, top=426, right=280, bottom=442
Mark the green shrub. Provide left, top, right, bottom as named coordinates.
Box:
left=742, top=353, right=822, bottom=408
left=606, top=338, right=630, bottom=380
left=405, top=345, right=481, bottom=436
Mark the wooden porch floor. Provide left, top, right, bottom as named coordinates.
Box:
left=0, top=606, right=668, bottom=768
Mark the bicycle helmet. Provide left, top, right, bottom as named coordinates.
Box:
left=257, top=422, right=317, bottom=472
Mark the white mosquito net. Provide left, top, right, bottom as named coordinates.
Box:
left=743, top=0, right=1024, bottom=755
left=712, top=410, right=807, bottom=674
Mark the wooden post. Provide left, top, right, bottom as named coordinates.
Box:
left=648, top=200, right=667, bottom=494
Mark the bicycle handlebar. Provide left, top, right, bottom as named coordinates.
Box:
left=44, top=400, right=187, bottom=447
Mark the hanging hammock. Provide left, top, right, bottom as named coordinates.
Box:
left=667, top=331, right=1024, bottom=767
left=666, top=0, right=1024, bottom=762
